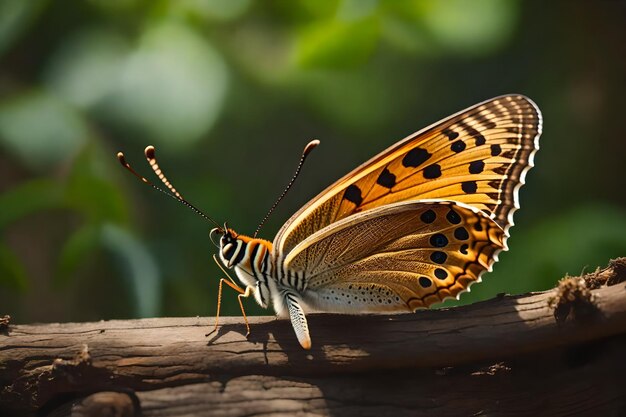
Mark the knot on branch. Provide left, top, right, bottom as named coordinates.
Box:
left=606, top=257, right=626, bottom=286
left=548, top=257, right=626, bottom=325
left=52, top=344, right=92, bottom=372
left=549, top=276, right=598, bottom=324
left=582, top=257, right=626, bottom=289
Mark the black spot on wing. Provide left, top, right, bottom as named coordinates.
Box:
left=434, top=268, right=448, bottom=279
left=469, top=160, right=485, bottom=174
left=423, top=164, right=442, bottom=179
left=462, top=181, right=478, bottom=194
left=421, top=209, right=436, bottom=224
left=446, top=209, right=461, bottom=224
left=491, top=144, right=502, bottom=156
left=419, top=276, right=433, bottom=288
left=376, top=168, right=396, bottom=188
left=443, top=129, right=459, bottom=140
left=344, top=184, right=363, bottom=205
left=430, top=233, right=448, bottom=248
left=454, top=227, right=469, bottom=240
left=402, top=147, right=432, bottom=168
left=451, top=140, right=466, bottom=153
left=430, top=251, right=447, bottom=264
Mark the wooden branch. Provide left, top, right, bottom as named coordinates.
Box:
left=1, top=258, right=625, bottom=416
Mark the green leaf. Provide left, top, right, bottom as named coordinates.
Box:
left=295, top=17, right=379, bottom=69
left=0, top=179, right=64, bottom=231
left=66, top=171, right=128, bottom=224
left=0, top=90, right=89, bottom=171
left=169, top=0, right=252, bottom=21
left=64, top=145, right=129, bottom=224
left=0, top=241, right=28, bottom=291
left=45, top=28, right=129, bottom=109
left=297, top=0, right=341, bottom=19
left=0, top=0, right=46, bottom=57
left=292, top=69, right=402, bottom=132
left=54, top=223, right=101, bottom=288
left=380, top=15, right=435, bottom=56
left=102, top=22, right=229, bottom=149
left=101, top=224, right=161, bottom=317
left=419, top=0, right=519, bottom=56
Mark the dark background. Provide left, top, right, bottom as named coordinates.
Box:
left=1, top=0, right=624, bottom=322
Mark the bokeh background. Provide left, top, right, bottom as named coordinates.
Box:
left=1, top=0, right=624, bottom=323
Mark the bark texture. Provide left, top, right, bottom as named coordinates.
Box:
left=1, top=258, right=626, bottom=417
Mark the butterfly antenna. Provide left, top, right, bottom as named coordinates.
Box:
left=253, top=140, right=320, bottom=238
left=117, top=146, right=222, bottom=230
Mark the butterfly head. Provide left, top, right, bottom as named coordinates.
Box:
left=212, top=224, right=272, bottom=270
left=211, top=224, right=239, bottom=268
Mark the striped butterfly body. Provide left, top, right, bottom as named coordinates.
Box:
left=118, top=94, right=542, bottom=350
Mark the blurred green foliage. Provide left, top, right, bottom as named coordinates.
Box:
left=0, top=0, right=624, bottom=323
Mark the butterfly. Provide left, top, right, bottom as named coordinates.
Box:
left=117, top=94, right=542, bottom=350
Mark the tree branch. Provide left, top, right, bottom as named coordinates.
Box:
left=1, top=258, right=625, bottom=416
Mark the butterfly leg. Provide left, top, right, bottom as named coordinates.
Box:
left=237, top=286, right=253, bottom=337
left=206, top=278, right=251, bottom=338
left=207, top=254, right=252, bottom=338
left=283, top=291, right=312, bottom=350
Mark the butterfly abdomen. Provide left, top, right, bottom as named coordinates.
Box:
left=304, top=282, right=410, bottom=313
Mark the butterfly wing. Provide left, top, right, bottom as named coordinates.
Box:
left=283, top=200, right=505, bottom=311
left=273, top=94, right=541, bottom=257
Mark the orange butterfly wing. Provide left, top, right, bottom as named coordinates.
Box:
left=273, top=94, right=541, bottom=257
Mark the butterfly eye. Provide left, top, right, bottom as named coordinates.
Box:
left=221, top=231, right=235, bottom=245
